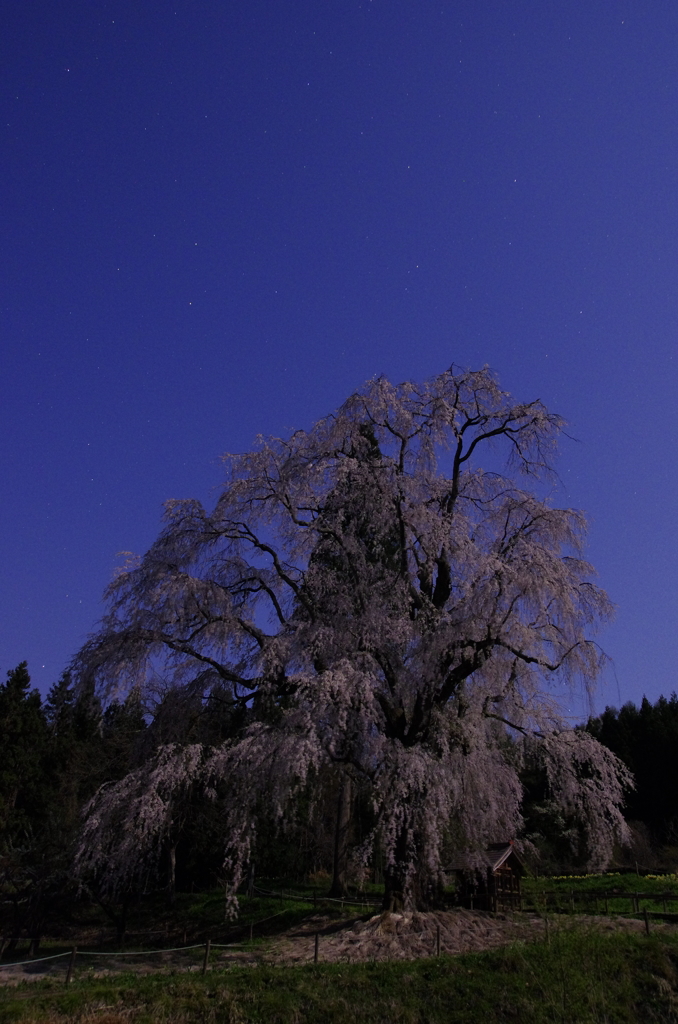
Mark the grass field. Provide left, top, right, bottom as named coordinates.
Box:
left=2, top=927, right=678, bottom=1023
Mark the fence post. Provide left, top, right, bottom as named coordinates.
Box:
left=644, top=908, right=650, bottom=935
left=65, top=946, right=77, bottom=985
left=249, top=922, right=253, bottom=942
left=202, top=939, right=211, bottom=976
left=570, top=889, right=575, bottom=914
left=314, top=932, right=319, bottom=964
left=544, top=916, right=550, bottom=946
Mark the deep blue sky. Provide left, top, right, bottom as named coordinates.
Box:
left=2, top=1, right=677, bottom=715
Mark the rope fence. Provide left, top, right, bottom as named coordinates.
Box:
left=0, top=951, right=72, bottom=969
left=0, top=899, right=312, bottom=976
left=76, top=944, right=206, bottom=956
left=0, top=940, right=234, bottom=984
left=464, top=889, right=678, bottom=917
left=0, top=895, right=315, bottom=981
left=0, top=887, right=376, bottom=982
left=3, top=885, right=677, bottom=983
left=251, top=884, right=382, bottom=909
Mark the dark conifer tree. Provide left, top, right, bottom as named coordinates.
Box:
left=0, top=663, right=49, bottom=839
left=588, top=694, right=678, bottom=846
left=0, top=664, right=50, bottom=948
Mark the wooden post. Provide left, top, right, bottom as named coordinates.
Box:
left=544, top=917, right=550, bottom=946
left=314, top=932, right=319, bottom=964
left=436, top=924, right=441, bottom=957
left=202, top=939, right=211, bottom=976
left=644, top=909, right=650, bottom=935
left=65, top=946, right=77, bottom=985
left=249, top=922, right=253, bottom=942
left=570, top=889, right=575, bottom=914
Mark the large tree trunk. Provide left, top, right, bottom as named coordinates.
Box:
left=166, top=841, right=177, bottom=907
left=116, top=896, right=130, bottom=946
left=382, top=824, right=410, bottom=910
left=93, top=892, right=129, bottom=947
left=383, top=864, right=444, bottom=911
left=381, top=826, right=443, bottom=911
left=5, top=896, right=22, bottom=954
left=328, top=777, right=352, bottom=897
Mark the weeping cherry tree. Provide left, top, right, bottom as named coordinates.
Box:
left=74, top=366, right=630, bottom=910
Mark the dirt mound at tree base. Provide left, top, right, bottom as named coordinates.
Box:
left=263, top=908, right=674, bottom=965
left=267, top=908, right=547, bottom=963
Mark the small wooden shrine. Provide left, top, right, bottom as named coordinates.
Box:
left=446, top=841, right=526, bottom=912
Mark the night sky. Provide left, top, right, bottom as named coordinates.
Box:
left=2, top=1, right=677, bottom=715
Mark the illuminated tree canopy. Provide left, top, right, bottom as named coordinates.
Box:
left=75, top=366, right=630, bottom=909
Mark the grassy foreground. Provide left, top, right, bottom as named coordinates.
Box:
left=2, top=928, right=678, bottom=1023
